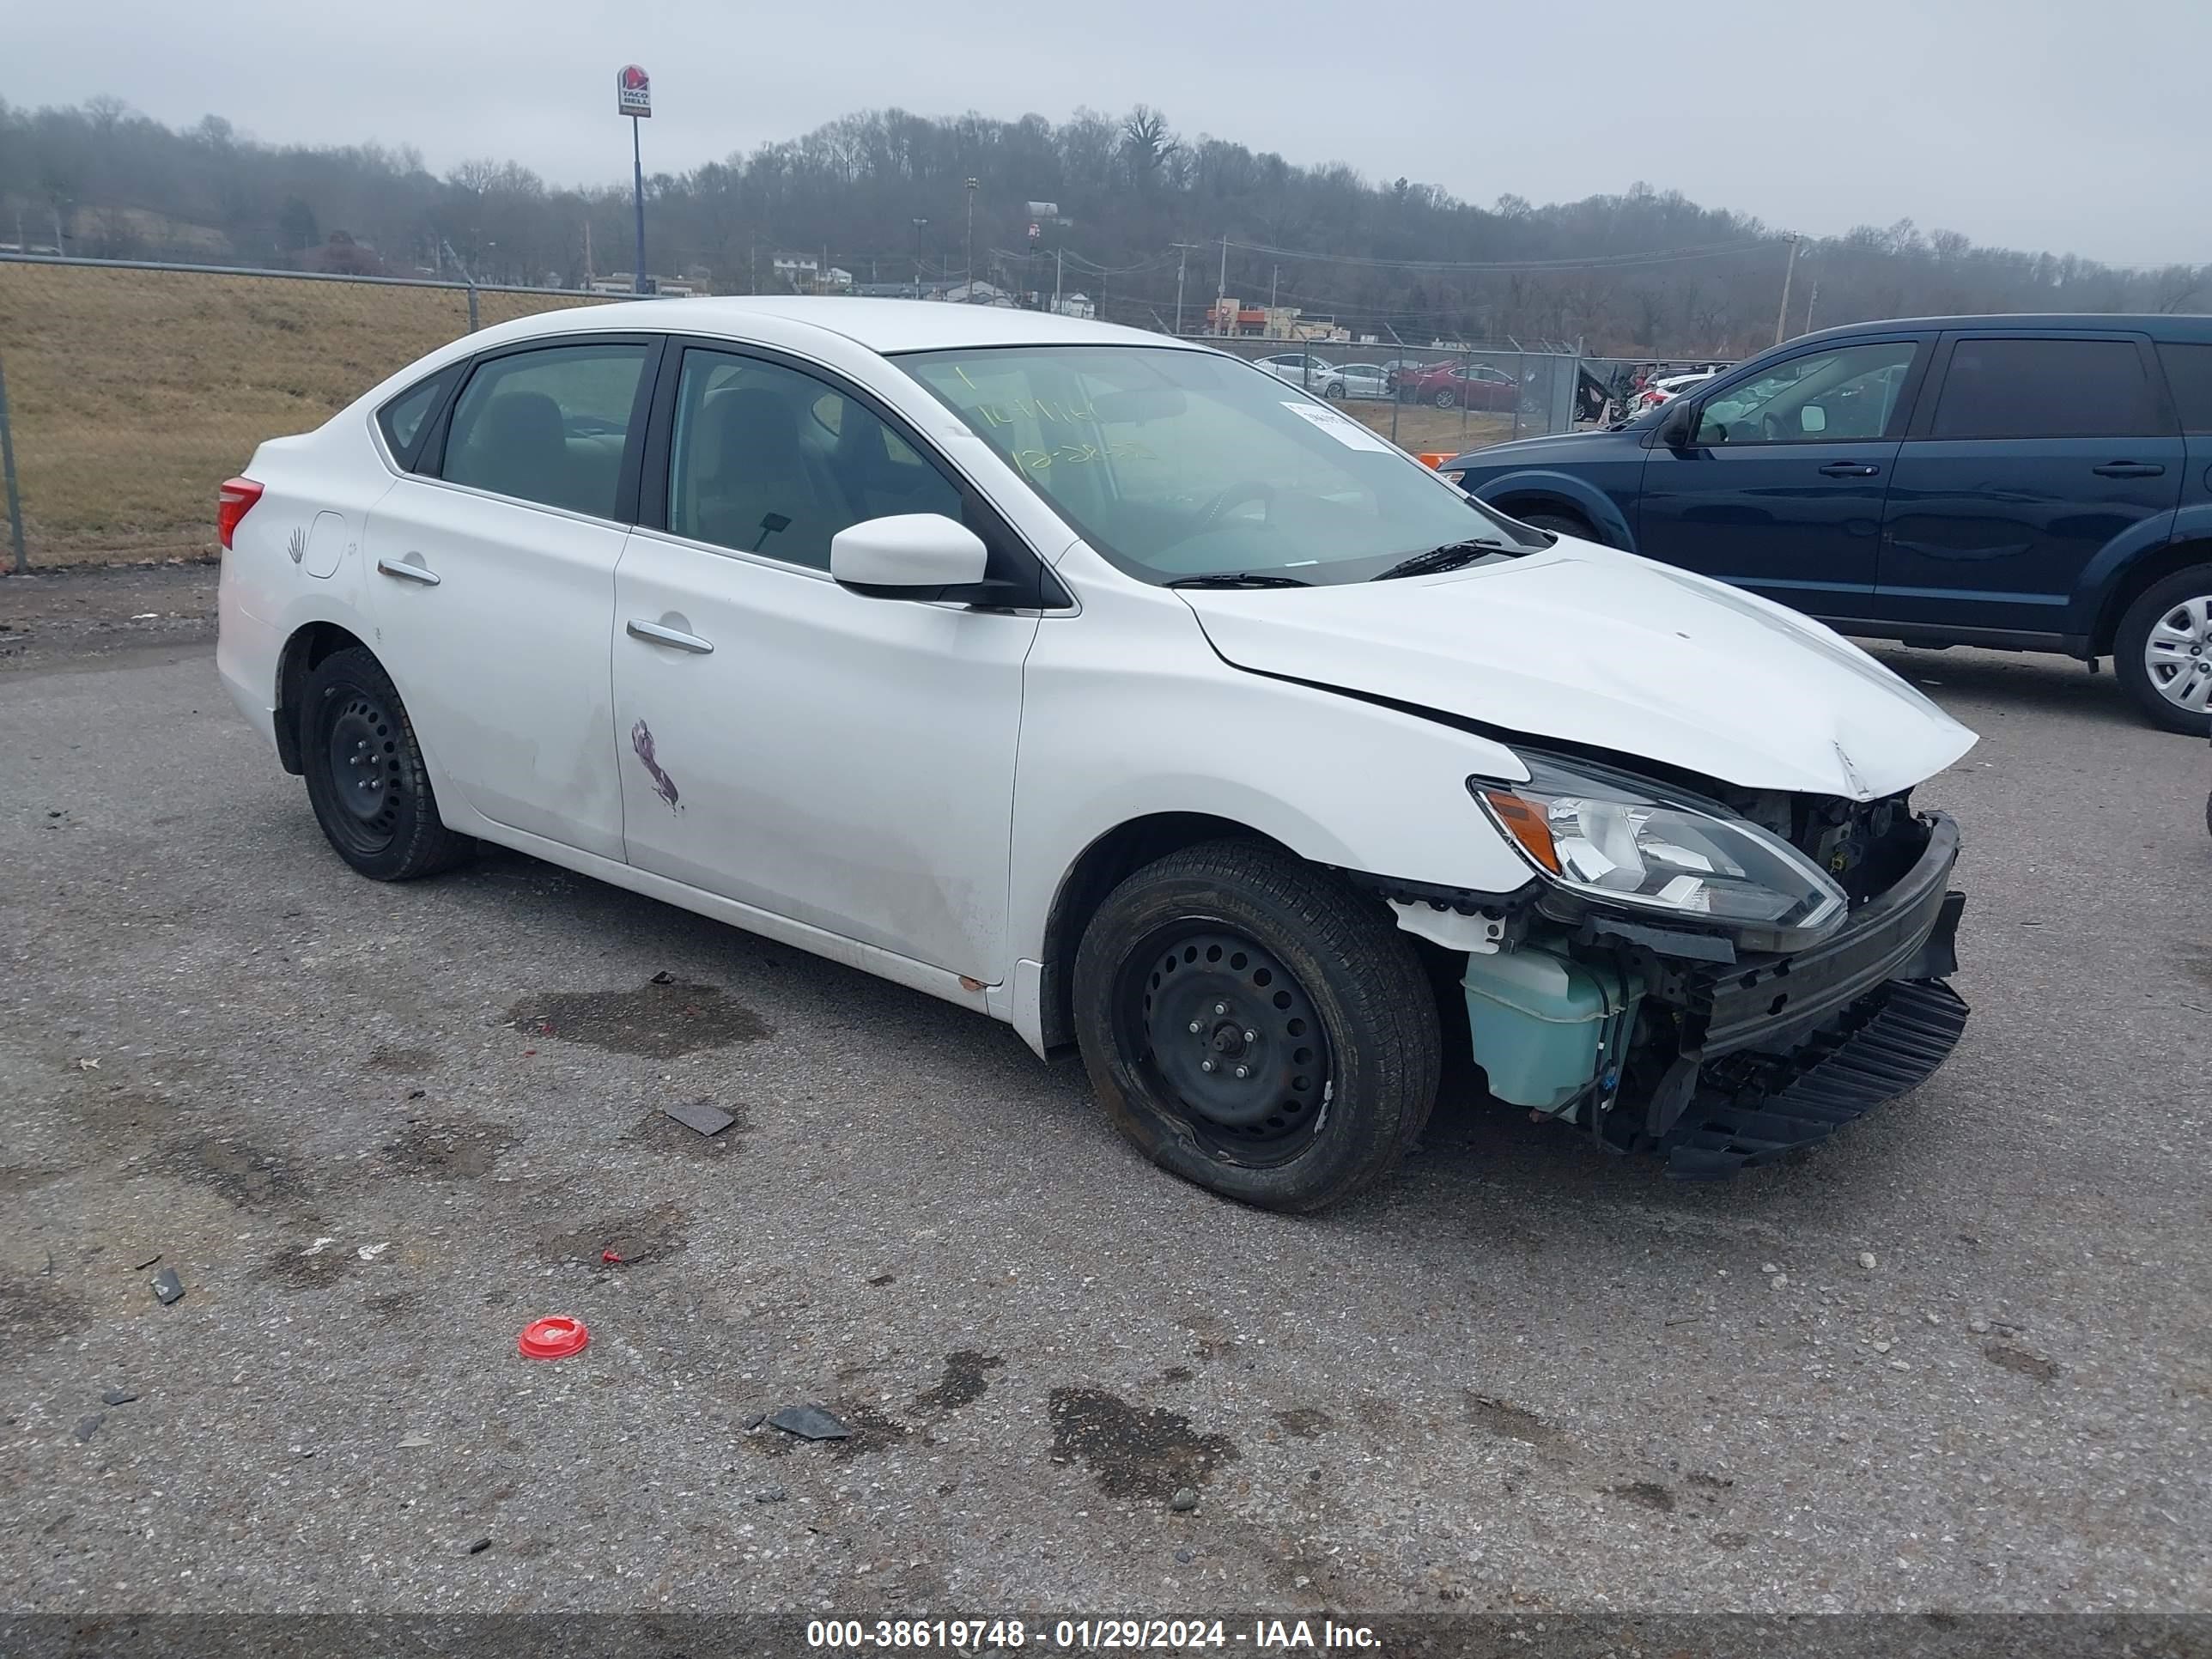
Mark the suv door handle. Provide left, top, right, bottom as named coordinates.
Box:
left=626, top=618, right=714, bottom=654
left=2093, top=461, right=2165, bottom=478
left=1818, top=461, right=1881, bottom=477
left=375, top=556, right=441, bottom=586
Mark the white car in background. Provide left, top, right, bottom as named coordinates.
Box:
left=1636, top=370, right=1718, bottom=411
left=1254, top=350, right=1334, bottom=391
left=1323, top=362, right=1395, bottom=401
left=216, top=299, right=1977, bottom=1208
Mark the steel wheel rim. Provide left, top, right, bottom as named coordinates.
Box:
left=1115, top=922, right=1334, bottom=1168
left=322, top=691, right=406, bottom=853
left=2144, top=593, right=2212, bottom=712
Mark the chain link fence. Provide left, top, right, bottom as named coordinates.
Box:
left=1203, top=337, right=1592, bottom=459
left=0, top=252, right=1736, bottom=569
left=0, top=257, right=614, bottom=568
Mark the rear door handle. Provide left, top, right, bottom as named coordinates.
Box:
left=626, top=618, right=714, bottom=654
left=375, top=556, right=441, bottom=586
left=2093, top=461, right=2165, bottom=477
left=1819, top=461, right=1881, bottom=477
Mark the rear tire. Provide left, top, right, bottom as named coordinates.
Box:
left=299, top=647, right=474, bottom=880
left=1071, top=839, right=1441, bottom=1212
left=1433, top=389, right=1455, bottom=409
left=2114, top=565, right=2212, bottom=735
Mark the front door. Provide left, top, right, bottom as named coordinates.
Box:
left=361, top=337, right=656, bottom=860
left=1877, top=332, right=2184, bottom=640
left=1635, top=337, right=1926, bottom=623
left=610, top=344, right=1037, bottom=982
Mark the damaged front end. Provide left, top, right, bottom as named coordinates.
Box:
left=1381, top=757, right=1969, bottom=1177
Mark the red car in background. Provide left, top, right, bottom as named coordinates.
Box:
left=1397, top=362, right=1520, bottom=410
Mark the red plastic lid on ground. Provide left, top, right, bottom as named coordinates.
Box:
left=516, top=1316, right=590, bottom=1359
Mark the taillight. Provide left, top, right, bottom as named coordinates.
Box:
left=217, top=477, right=264, bottom=550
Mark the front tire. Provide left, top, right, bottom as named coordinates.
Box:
left=2114, top=566, right=2212, bottom=734
left=299, top=647, right=473, bottom=880
left=1071, top=840, right=1441, bottom=1212
left=1514, top=508, right=1596, bottom=542
left=1433, top=389, right=1455, bottom=409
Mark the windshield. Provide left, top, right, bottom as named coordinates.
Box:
left=897, top=344, right=1540, bottom=584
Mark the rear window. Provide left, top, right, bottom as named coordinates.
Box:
left=2156, top=343, right=2212, bottom=434
left=376, top=366, right=457, bottom=468
left=1929, top=337, right=2165, bottom=440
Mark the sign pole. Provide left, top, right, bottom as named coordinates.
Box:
left=630, top=116, right=647, bottom=295
left=616, top=64, right=653, bottom=295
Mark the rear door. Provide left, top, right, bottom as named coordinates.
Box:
left=361, top=336, right=657, bottom=860
left=1876, top=331, right=2184, bottom=641
left=1635, top=335, right=1928, bottom=620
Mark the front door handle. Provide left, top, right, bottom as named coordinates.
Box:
left=626, top=618, right=714, bottom=654
left=375, top=556, right=441, bottom=586
left=1819, top=461, right=1881, bottom=477
left=2093, top=461, right=2165, bottom=478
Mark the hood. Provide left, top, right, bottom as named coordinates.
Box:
left=1180, top=544, right=1977, bottom=799
left=1443, top=427, right=1633, bottom=469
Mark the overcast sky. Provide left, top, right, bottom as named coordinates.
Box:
left=10, top=0, right=2205, bottom=267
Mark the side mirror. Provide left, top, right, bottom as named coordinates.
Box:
left=830, top=514, right=988, bottom=597
left=1799, top=404, right=1827, bottom=434
left=1659, top=402, right=1698, bottom=448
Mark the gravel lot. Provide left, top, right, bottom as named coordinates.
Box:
left=2, top=567, right=2208, bottom=1624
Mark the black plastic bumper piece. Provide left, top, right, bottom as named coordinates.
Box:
left=1661, top=977, right=1970, bottom=1180
left=1697, top=813, right=1962, bottom=1059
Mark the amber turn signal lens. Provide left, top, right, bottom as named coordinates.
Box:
left=1480, top=789, right=1561, bottom=875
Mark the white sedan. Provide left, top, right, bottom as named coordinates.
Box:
left=217, top=300, right=1977, bottom=1206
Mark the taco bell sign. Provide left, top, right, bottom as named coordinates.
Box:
left=617, top=64, right=652, bottom=118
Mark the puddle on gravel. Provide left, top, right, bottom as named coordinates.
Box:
left=363, top=1046, right=437, bottom=1074
left=257, top=1237, right=356, bottom=1291
left=1048, top=1386, right=1238, bottom=1499
left=508, top=978, right=771, bottom=1058
left=1464, top=1390, right=1573, bottom=1454
left=143, top=1134, right=306, bottom=1210
left=1273, top=1407, right=1334, bottom=1439
left=0, top=1276, right=91, bottom=1346
left=62, top=1088, right=185, bottom=1152
left=1609, top=1480, right=1675, bottom=1513
left=915, top=1350, right=1003, bottom=1413
left=540, top=1201, right=690, bottom=1268
left=380, top=1115, right=516, bottom=1179
left=1983, top=1341, right=2060, bottom=1382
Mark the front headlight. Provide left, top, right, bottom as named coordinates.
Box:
left=1471, top=756, right=1846, bottom=943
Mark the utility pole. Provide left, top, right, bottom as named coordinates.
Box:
left=1054, top=247, right=1063, bottom=316
left=912, top=217, right=929, bottom=297
left=964, top=178, right=977, bottom=296
left=1772, top=234, right=1801, bottom=346
left=1271, top=264, right=1279, bottom=309
left=1173, top=243, right=1192, bottom=336
left=1217, top=238, right=1229, bottom=334
left=1804, top=279, right=1820, bottom=336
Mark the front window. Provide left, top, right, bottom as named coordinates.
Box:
left=1694, top=341, right=1917, bottom=444
left=898, top=345, right=1536, bottom=584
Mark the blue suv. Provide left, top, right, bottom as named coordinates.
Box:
left=1444, top=315, right=2212, bottom=732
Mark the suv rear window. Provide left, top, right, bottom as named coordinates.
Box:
left=2155, top=343, right=2212, bottom=434
left=1929, top=337, right=2163, bottom=440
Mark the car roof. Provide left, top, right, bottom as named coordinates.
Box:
left=1795, top=311, right=2212, bottom=343
left=478, top=295, right=1195, bottom=356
